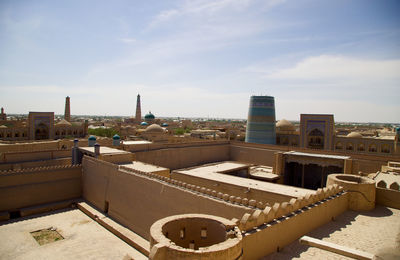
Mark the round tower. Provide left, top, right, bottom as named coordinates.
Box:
left=245, top=95, right=276, bottom=145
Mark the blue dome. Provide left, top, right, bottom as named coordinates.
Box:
left=113, top=134, right=120, bottom=140
left=162, top=123, right=169, bottom=127
left=141, top=122, right=148, bottom=126
left=144, top=112, right=155, bottom=119
left=88, top=135, right=96, bottom=141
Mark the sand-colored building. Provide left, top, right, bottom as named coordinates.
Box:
left=276, top=114, right=399, bottom=156
left=0, top=137, right=399, bottom=259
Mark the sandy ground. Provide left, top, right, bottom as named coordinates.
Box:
left=263, top=205, right=400, bottom=259
left=0, top=208, right=147, bottom=260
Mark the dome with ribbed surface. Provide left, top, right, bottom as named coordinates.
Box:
left=145, top=124, right=164, bottom=133
left=347, top=132, right=363, bottom=138
left=276, top=119, right=295, bottom=131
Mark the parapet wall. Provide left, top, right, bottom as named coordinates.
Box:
left=239, top=185, right=348, bottom=259
left=0, top=157, right=72, bottom=171
left=82, top=156, right=254, bottom=240
left=133, top=142, right=230, bottom=170
left=0, top=149, right=71, bottom=164
left=172, top=170, right=295, bottom=206
left=0, top=164, right=82, bottom=211
left=230, top=141, right=397, bottom=174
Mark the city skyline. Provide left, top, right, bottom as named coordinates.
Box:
left=1, top=0, right=399, bottom=123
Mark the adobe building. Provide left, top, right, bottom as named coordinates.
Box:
left=0, top=137, right=399, bottom=259
left=0, top=97, right=87, bottom=141
left=275, top=114, right=399, bottom=156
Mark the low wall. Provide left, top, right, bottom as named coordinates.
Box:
left=240, top=187, right=348, bottom=259
left=171, top=171, right=295, bottom=206
left=0, top=165, right=82, bottom=211
left=0, top=150, right=71, bottom=164
left=0, top=158, right=72, bottom=171
left=133, top=143, right=230, bottom=170
left=82, top=157, right=254, bottom=240
left=376, top=187, right=400, bottom=209
left=230, top=141, right=396, bottom=174
left=230, top=144, right=277, bottom=166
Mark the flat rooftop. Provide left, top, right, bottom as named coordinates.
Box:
left=122, top=140, right=152, bottom=145
left=284, top=151, right=351, bottom=160
left=121, top=161, right=169, bottom=173
left=263, top=205, right=400, bottom=259
left=189, top=161, right=249, bottom=174
left=176, top=162, right=313, bottom=198
left=79, top=146, right=131, bottom=155
left=0, top=208, right=146, bottom=260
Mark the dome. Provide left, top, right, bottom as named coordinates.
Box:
left=145, top=124, right=165, bottom=133
left=347, top=132, right=363, bottom=138
left=162, top=123, right=169, bottom=127
left=144, top=112, right=155, bottom=119
left=141, top=122, right=148, bottom=126
left=113, top=134, right=120, bottom=140
left=88, top=135, right=97, bottom=141
left=56, top=119, right=72, bottom=126
left=276, top=119, right=295, bottom=131
left=0, top=125, right=7, bottom=128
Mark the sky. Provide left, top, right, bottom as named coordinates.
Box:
left=0, top=0, right=399, bottom=123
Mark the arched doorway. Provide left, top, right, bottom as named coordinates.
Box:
left=35, top=123, right=49, bottom=140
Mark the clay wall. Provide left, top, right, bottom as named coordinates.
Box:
left=230, top=144, right=277, bottom=166
left=240, top=187, right=348, bottom=259
left=133, top=142, right=230, bottom=170
left=82, top=157, right=253, bottom=240
left=0, top=165, right=82, bottom=211
left=172, top=171, right=294, bottom=206
left=0, top=158, right=71, bottom=171
left=376, top=187, right=400, bottom=209
left=230, top=141, right=396, bottom=174
left=0, top=150, right=71, bottom=164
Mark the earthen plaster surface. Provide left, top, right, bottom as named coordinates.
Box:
left=0, top=208, right=147, bottom=260
left=175, top=164, right=312, bottom=198
left=262, top=205, right=400, bottom=259
left=79, top=146, right=130, bottom=155
left=121, top=161, right=169, bottom=173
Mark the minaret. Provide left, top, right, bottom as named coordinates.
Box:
left=64, top=96, right=71, bottom=122
left=135, top=94, right=141, bottom=123
left=0, top=107, right=6, bottom=121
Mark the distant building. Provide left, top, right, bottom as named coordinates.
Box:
left=0, top=107, right=6, bottom=121
left=0, top=98, right=87, bottom=141
left=64, top=96, right=71, bottom=122
left=245, top=95, right=276, bottom=145
left=275, top=114, right=399, bottom=156
left=135, top=94, right=141, bottom=123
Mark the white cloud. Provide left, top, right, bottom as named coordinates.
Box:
left=266, top=55, right=400, bottom=81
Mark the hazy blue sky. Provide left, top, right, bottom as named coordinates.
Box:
left=1, top=0, right=399, bottom=122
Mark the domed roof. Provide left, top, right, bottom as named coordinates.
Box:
left=0, top=125, right=7, bottom=128
left=144, top=112, right=155, bottom=119
left=145, top=124, right=164, bottom=133
left=162, top=123, right=169, bottom=127
left=140, top=121, right=148, bottom=126
left=276, top=119, right=295, bottom=131
left=88, top=135, right=97, bottom=140
left=347, top=132, right=363, bottom=138
left=56, top=119, right=72, bottom=126
left=113, top=134, right=120, bottom=140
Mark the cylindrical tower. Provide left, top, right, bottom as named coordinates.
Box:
left=135, top=94, right=142, bottom=123
left=64, top=96, right=71, bottom=122
left=245, top=95, right=276, bottom=145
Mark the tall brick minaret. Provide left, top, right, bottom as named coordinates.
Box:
left=135, top=94, right=141, bottom=123
left=64, top=96, right=71, bottom=122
